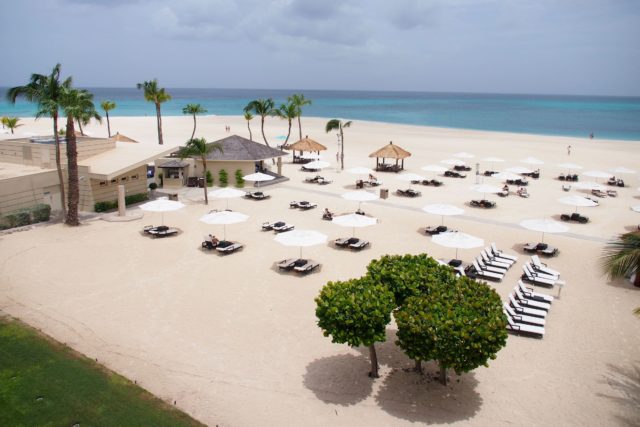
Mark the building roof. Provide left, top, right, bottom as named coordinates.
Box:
left=200, top=135, right=289, bottom=161
left=286, top=137, right=327, bottom=152
left=79, top=143, right=176, bottom=180
left=158, top=159, right=189, bottom=168
left=369, top=141, right=412, bottom=159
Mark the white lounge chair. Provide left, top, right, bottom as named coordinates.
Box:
left=482, top=247, right=515, bottom=267
left=293, top=259, right=320, bottom=273
left=505, top=312, right=545, bottom=338
left=504, top=304, right=546, bottom=327
left=514, top=288, right=551, bottom=311
left=480, top=250, right=511, bottom=269
left=215, top=241, right=243, bottom=254
left=516, top=281, right=554, bottom=304
left=490, top=243, right=518, bottom=262
left=509, top=294, right=547, bottom=318
left=531, top=255, right=561, bottom=277
left=475, top=257, right=507, bottom=274
left=470, top=260, right=504, bottom=281
left=522, top=264, right=558, bottom=287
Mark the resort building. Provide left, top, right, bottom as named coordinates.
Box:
left=0, top=135, right=174, bottom=215
left=155, top=135, right=289, bottom=188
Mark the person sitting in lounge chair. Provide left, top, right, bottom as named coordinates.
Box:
left=210, top=235, right=219, bottom=246
left=323, top=208, right=334, bottom=220
left=517, top=187, right=529, bottom=198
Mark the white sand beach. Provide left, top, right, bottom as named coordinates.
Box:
left=1, top=115, right=639, bottom=426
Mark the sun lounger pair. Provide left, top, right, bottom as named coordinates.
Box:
left=245, top=191, right=270, bottom=200
left=277, top=258, right=320, bottom=273
left=262, top=221, right=294, bottom=232
left=290, top=201, right=317, bottom=210
left=504, top=311, right=545, bottom=338
left=411, top=179, right=443, bottom=187
left=444, top=170, right=466, bottom=178
left=334, top=237, right=370, bottom=250
left=425, top=225, right=448, bottom=235
left=475, top=257, right=506, bottom=275
left=504, top=304, right=546, bottom=327
left=560, top=212, right=589, bottom=223
left=144, top=225, right=179, bottom=237
left=216, top=240, right=243, bottom=254
left=522, top=264, right=566, bottom=288
left=523, top=242, right=558, bottom=257
left=470, top=199, right=496, bottom=208
left=396, top=189, right=421, bottom=197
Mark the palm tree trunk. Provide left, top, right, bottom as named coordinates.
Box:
left=260, top=116, right=275, bottom=165
left=202, top=157, right=209, bottom=205
left=368, top=344, right=379, bottom=378
left=634, top=270, right=640, bottom=288
left=65, top=114, right=80, bottom=226
left=77, top=119, right=84, bottom=136
left=191, top=114, right=196, bottom=140
left=297, top=116, right=302, bottom=141
left=52, top=113, right=67, bottom=218
left=156, top=103, right=163, bottom=145
left=283, top=119, right=292, bottom=145
left=247, top=120, right=252, bottom=141
left=106, top=111, right=111, bottom=137
left=340, top=128, right=345, bottom=170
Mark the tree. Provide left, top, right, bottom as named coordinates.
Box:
left=101, top=100, right=116, bottom=137
left=395, top=276, right=508, bottom=385
left=275, top=101, right=298, bottom=146
left=7, top=63, right=71, bottom=217
left=3, top=117, right=23, bottom=134
left=325, top=119, right=352, bottom=171
left=178, top=138, right=223, bottom=205
left=244, top=111, right=254, bottom=141
left=243, top=98, right=275, bottom=148
left=182, top=103, right=207, bottom=140
left=288, top=93, right=312, bottom=141
left=137, top=79, right=171, bottom=145
left=315, top=277, right=395, bottom=378
left=602, top=231, right=640, bottom=288
left=75, top=99, right=102, bottom=136
left=60, top=88, right=101, bottom=226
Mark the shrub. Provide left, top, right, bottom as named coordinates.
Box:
left=94, top=193, right=148, bottom=212
left=5, top=211, right=31, bottom=228
left=125, top=193, right=148, bottom=205
left=219, top=169, right=228, bottom=187
left=31, top=204, right=51, bottom=223
left=235, top=169, right=245, bottom=188
left=149, top=182, right=158, bottom=190
left=206, top=170, right=213, bottom=187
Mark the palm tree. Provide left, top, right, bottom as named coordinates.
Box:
left=275, top=101, right=298, bottom=146
left=243, top=98, right=275, bottom=148
left=178, top=138, right=223, bottom=205
left=325, top=119, right=352, bottom=171
left=75, top=102, right=102, bottom=136
left=60, top=88, right=101, bottom=226
left=7, top=63, right=71, bottom=216
left=182, top=103, right=207, bottom=140
left=136, top=79, right=171, bottom=145
left=101, top=100, right=116, bottom=137
left=602, top=231, right=640, bottom=288
left=288, top=93, right=312, bottom=140
left=3, top=117, right=23, bottom=134
left=244, top=111, right=254, bottom=141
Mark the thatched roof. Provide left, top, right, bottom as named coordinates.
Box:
left=200, top=135, right=289, bottom=161
left=110, top=132, right=138, bottom=143
left=286, top=137, right=327, bottom=152
left=369, top=141, right=411, bottom=159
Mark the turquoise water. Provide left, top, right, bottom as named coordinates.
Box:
left=1, top=87, right=639, bottom=140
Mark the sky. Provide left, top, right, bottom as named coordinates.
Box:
left=1, top=0, right=639, bottom=96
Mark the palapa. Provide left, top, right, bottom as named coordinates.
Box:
left=369, top=141, right=411, bottom=172
left=110, top=132, right=138, bottom=143
left=285, top=136, right=327, bottom=164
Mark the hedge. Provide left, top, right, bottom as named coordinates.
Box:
left=94, top=192, right=149, bottom=213
left=0, top=204, right=51, bottom=230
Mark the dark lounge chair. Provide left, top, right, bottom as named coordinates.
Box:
left=470, top=199, right=496, bottom=208
left=396, top=188, right=421, bottom=197
left=290, top=201, right=317, bottom=210
left=334, top=237, right=369, bottom=250
left=425, top=225, right=448, bottom=235
left=215, top=240, right=243, bottom=254
left=245, top=191, right=270, bottom=200
left=293, top=259, right=320, bottom=273
left=560, top=212, right=589, bottom=223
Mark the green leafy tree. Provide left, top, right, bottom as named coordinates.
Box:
left=182, top=103, right=207, bottom=140
left=395, top=276, right=508, bottom=385
left=275, top=101, right=298, bottom=146
left=244, top=111, right=254, bottom=141
left=101, top=100, right=116, bottom=137
left=60, top=88, right=101, bottom=225
left=178, top=138, right=223, bottom=205
left=315, top=277, right=395, bottom=378
left=602, top=231, right=640, bottom=288
left=325, top=119, right=352, bottom=171
left=205, top=170, right=213, bottom=187
left=288, top=93, right=312, bottom=141
left=218, top=169, right=228, bottom=187
left=366, top=254, right=457, bottom=307
left=3, top=117, right=23, bottom=134
left=7, top=63, right=71, bottom=216
left=136, top=79, right=171, bottom=145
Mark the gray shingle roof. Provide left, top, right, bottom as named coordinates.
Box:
left=201, top=135, right=289, bottom=161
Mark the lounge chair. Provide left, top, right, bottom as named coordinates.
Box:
left=591, top=189, right=607, bottom=198
left=317, top=177, right=332, bottom=185
left=290, top=201, right=317, bottom=210
left=504, top=312, right=545, bottom=338
left=506, top=178, right=528, bottom=186
left=606, top=189, right=617, bottom=197
left=479, top=249, right=511, bottom=269
left=509, top=294, right=547, bottom=318
left=521, top=264, right=558, bottom=287
left=490, top=243, right=518, bottom=262
left=202, top=235, right=218, bottom=250
left=304, top=175, right=321, bottom=183
left=246, top=191, right=270, bottom=200
left=523, top=242, right=558, bottom=257
left=475, top=257, right=507, bottom=275
left=262, top=221, right=294, bottom=232
left=147, top=226, right=178, bottom=237
left=530, top=255, right=560, bottom=277
left=334, top=237, right=369, bottom=250
left=483, top=247, right=515, bottom=266
left=277, top=258, right=299, bottom=270
left=504, top=304, right=546, bottom=327
left=516, top=281, right=554, bottom=304
left=293, top=259, right=320, bottom=274
left=514, top=288, right=551, bottom=311
left=470, top=199, right=496, bottom=208
left=215, top=240, right=243, bottom=254
left=444, top=170, right=466, bottom=178
left=425, top=225, right=448, bottom=235
left=466, top=261, right=503, bottom=282
left=396, top=188, right=421, bottom=197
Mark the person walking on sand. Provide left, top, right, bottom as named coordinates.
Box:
left=567, top=145, right=571, bottom=156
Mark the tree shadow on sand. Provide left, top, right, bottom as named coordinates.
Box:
left=303, top=353, right=374, bottom=406
left=597, top=363, right=640, bottom=426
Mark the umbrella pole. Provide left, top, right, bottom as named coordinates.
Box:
left=299, top=246, right=303, bottom=259
left=441, top=215, right=444, bottom=226
left=455, top=248, right=459, bottom=260
left=541, top=232, right=545, bottom=243
left=223, top=224, right=227, bottom=241
left=161, top=212, right=165, bottom=226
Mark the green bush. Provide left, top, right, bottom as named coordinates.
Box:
left=219, top=169, right=228, bottom=187
left=31, top=204, right=51, bottom=223
left=149, top=182, right=158, bottom=190
left=125, top=193, right=149, bottom=205
left=94, top=193, right=149, bottom=212
left=235, top=169, right=245, bottom=188
left=0, top=204, right=52, bottom=230
left=206, top=170, right=213, bottom=187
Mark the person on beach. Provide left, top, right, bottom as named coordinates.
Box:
left=589, top=133, right=594, bottom=139
left=567, top=145, right=571, bottom=155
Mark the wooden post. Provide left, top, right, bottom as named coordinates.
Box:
left=118, top=185, right=126, bottom=216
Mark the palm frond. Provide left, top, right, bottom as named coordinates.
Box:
left=601, top=232, right=640, bottom=280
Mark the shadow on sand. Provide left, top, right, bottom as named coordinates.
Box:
left=303, top=353, right=374, bottom=406
left=598, top=363, right=640, bottom=426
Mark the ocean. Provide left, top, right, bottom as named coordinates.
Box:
left=1, top=87, right=639, bottom=141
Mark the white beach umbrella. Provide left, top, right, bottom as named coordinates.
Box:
left=305, top=160, right=331, bottom=170
left=199, top=210, right=248, bottom=240
left=208, top=187, right=246, bottom=209
left=583, top=170, right=612, bottom=180
left=492, top=172, right=522, bottom=181
left=573, top=181, right=607, bottom=191
left=558, top=162, right=583, bottom=170
left=422, top=203, right=464, bottom=225
left=347, top=166, right=375, bottom=175
left=243, top=172, right=275, bottom=187
left=421, top=164, right=448, bottom=174
left=610, top=166, right=636, bottom=175
left=470, top=183, right=502, bottom=199
left=432, top=231, right=484, bottom=260
left=139, top=197, right=185, bottom=225
left=521, top=156, right=544, bottom=165
left=440, top=158, right=466, bottom=166
left=274, top=229, right=328, bottom=258
left=558, top=195, right=599, bottom=212
left=396, top=172, right=425, bottom=182
left=342, top=190, right=379, bottom=210
left=631, top=205, right=640, bottom=213
left=483, top=156, right=505, bottom=163
left=454, top=151, right=475, bottom=159
left=519, top=218, right=569, bottom=243
left=505, top=166, right=533, bottom=174
left=332, top=213, right=377, bottom=237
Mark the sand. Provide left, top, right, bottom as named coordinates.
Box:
left=1, top=115, right=639, bottom=426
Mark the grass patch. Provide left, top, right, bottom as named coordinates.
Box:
left=0, top=316, right=205, bottom=427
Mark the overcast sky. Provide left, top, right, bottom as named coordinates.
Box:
left=2, top=0, right=639, bottom=96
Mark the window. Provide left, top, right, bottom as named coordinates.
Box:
left=131, top=174, right=139, bottom=180
left=99, top=181, right=107, bottom=187
left=166, top=167, right=180, bottom=179
left=110, top=179, right=117, bottom=184
left=120, top=176, right=128, bottom=182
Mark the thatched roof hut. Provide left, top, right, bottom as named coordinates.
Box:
left=368, top=141, right=411, bottom=172
left=286, top=137, right=327, bottom=153
left=110, top=132, right=138, bottom=143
